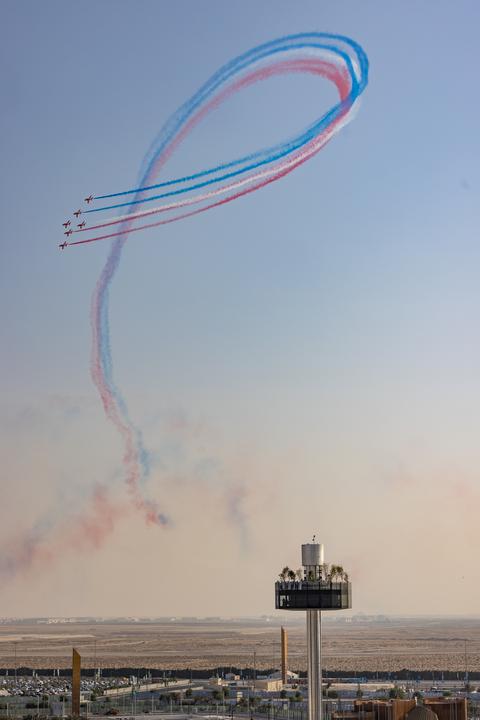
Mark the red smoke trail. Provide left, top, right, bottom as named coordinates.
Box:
left=0, top=487, right=128, bottom=580
left=89, top=342, right=164, bottom=525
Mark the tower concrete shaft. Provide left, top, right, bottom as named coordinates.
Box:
left=302, top=543, right=324, bottom=720
left=307, top=609, right=322, bottom=720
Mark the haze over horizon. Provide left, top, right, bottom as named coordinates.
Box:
left=1, top=1, right=479, bottom=618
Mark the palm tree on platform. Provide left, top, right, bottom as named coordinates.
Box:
left=279, top=566, right=290, bottom=581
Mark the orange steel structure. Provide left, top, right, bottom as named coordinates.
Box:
left=334, top=698, right=467, bottom=720
left=424, top=698, right=467, bottom=720
left=353, top=699, right=416, bottom=720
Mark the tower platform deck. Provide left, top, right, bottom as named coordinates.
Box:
left=275, top=580, right=352, bottom=611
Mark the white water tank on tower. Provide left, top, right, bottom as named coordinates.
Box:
left=301, top=542, right=324, bottom=580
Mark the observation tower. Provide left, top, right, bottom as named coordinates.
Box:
left=275, top=540, right=351, bottom=720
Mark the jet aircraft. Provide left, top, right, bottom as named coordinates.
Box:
left=62, top=220, right=71, bottom=228
left=73, top=209, right=82, bottom=218
left=64, top=229, right=73, bottom=236
left=77, top=220, right=86, bottom=229
left=84, top=195, right=94, bottom=204
left=59, top=241, right=68, bottom=250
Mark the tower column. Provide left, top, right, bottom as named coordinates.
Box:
left=307, top=609, right=322, bottom=720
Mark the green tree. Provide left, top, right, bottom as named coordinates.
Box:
left=328, top=565, right=341, bottom=581
left=389, top=687, right=405, bottom=699
left=185, top=688, right=193, bottom=698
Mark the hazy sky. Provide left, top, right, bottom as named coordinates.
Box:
left=1, top=0, right=480, bottom=618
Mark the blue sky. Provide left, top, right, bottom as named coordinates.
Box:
left=1, top=1, right=480, bottom=616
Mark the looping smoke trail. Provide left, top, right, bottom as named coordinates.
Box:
left=70, top=59, right=351, bottom=239
left=63, top=34, right=368, bottom=538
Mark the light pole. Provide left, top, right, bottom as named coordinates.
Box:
left=13, top=643, right=17, bottom=685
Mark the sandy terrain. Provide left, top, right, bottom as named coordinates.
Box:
left=0, top=618, right=479, bottom=673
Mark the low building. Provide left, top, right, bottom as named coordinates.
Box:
left=267, top=670, right=300, bottom=682
left=254, top=679, right=283, bottom=692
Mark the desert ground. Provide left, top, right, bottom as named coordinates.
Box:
left=0, top=618, right=479, bottom=673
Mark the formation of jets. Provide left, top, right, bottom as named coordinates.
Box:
left=60, top=194, right=93, bottom=249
